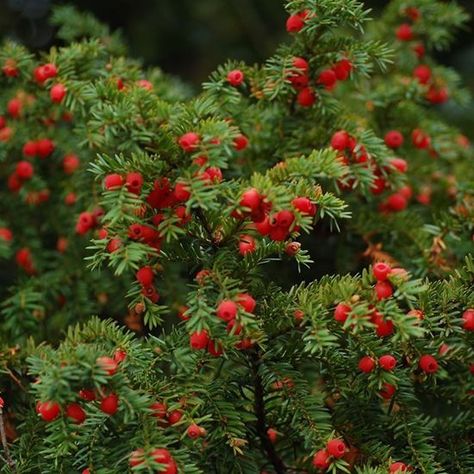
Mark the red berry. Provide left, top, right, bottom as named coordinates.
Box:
left=373, top=262, right=391, bottom=281
left=104, top=173, right=124, bottom=190
left=63, top=154, right=80, bottom=174
left=151, top=401, right=168, bottom=419
left=292, top=196, right=317, bottom=216
left=187, top=423, right=203, bottom=439
left=297, top=87, right=316, bottom=107
left=358, top=356, right=375, bottom=373
left=36, top=138, right=55, bottom=158
left=334, top=303, right=351, bottom=323
left=50, top=83, right=66, bottom=103
left=412, top=129, right=431, bottom=149
left=7, top=98, right=21, bottom=118
left=292, top=56, right=309, bottom=74
left=389, top=158, right=408, bottom=173
left=64, top=192, right=77, bottom=206
left=396, top=23, right=414, bottom=41
left=16, top=161, right=34, bottom=180
left=107, top=238, right=122, bottom=253
left=462, top=309, right=474, bottom=331
left=66, top=403, right=86, bottom=424
left=217, top=300, right=238, bottom=321
left=239, top=234, right=256, bottom=255
left=22, top=141, right=38, bottom=158
left=286, top=14, right=305, bottom=33
left=413, top=65, right=431, bottom=84
left=312, top=449, right=330, bottom=469
left=330, top=130, right=349, bottom=151
left=79, top=389, right=96, bottom=402
left=100, top=393, right=119, bottom=415
left=0, top=228, right=13, bottom=241
left=326, top=439, right=346, bottom=458
left=413, top=43, right=425, bottom=58
left=114, top=348, right=127, bottom=363
left=384, top=130, right=404, bottom=149
left=379, top=355, right=397, bottom=371
left=125, top=172, right=143, bottom=194
left=190, top=330, right=209, bottom=350
left=332, top=59, right=353, bottom=80
left=373, top=314, right=394, bottom=338
left=96, top=356, right=118, bottom=375
left=129, top=449, right=145, bottom=467
left=227, top=70, right=244, bottom=87
left=386, top=193, right=408, bottom=212
left=2, top=59, right=19, bottom=77
left=42, top=63, right=58, bottom=80
left=136, top=79, right=153, bottom=90
left=152, top=449, right=177, bottom=474
left=178, top=132, right=200, bottom=152
left=272, top=210, right=294, bottom=228
left=136, top=266, right=154, bottom=286
left=167, top=409, right=183, bottom=425
left=38, top=401, right=61, bottom=422
left=267, top=428, right=278, bottom=443
left=419, top=355, right=439, bottom=374
left=237, top=293, right=256, bottom=313
left=317, top=69, right=337, bottom=89
left=380, top=383, right=396, bottom=399
left=207, top=339, right=223, bottom=357
left=240, top=188, right=262, bottom=211
left=390, top=462, right=408, bottom=473
left=174, top=181, right=191, bottom=201
left=233, top=134, right=249, bottom=151
left=375, top=280, right=393, bottom=300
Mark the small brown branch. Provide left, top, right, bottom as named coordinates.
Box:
left=250, top=351, right=286, bottom=474
left=0, top=409, right=16, bottom=472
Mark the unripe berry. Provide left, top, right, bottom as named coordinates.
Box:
left=104, top=173, right=124, bottom=190
left=227, top=69, right=244, bottom=87
left=312, top=449, right=330, bottom=469
left=462, top=308, right=474, bottom=331
left=334, top=303, right=351, bottom=323
left=396, top=23, right=413, bottom=41
left=38, top=401, right=61, bottom=422
left=419, top=354, right=439, bottom=373
left=66, top=403, right=86, bottom=424
left=178, top=132, right=200, bottom=152
left=217, top=300, right=238, bottom=321
left=190, top=330, right=210, bottom=350
left=237, top=293, right=256, bottom=313
left=379, top=355, right=397, bottom=371
left=136, top=266, right=154, bottom=286
left=384, top=130, right=404, bottom=149
left=373, top=262, right=391, bottom=281
left=16, top=161, right=34, bottom=180
left=96, top=356, right=118, bottom=375
left=50, top=83, right=66, bottom=103
left=358, top=356, right=375, bottom=373
left=326, top=439, right=346, bottom=458
left=375, top=280, right=393, bottom=300
left=100, top=393, right=119, bottom=415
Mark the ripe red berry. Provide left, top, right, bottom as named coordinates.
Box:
left=78, top=389, right=96, bottom=402
left=136, top=79, right=153, bottom=90
left=2, top=59, right=19, bottom=77
left=267, top=428, right=278, bottom=443
left=372, top=177, right=386, bottom=197
left=292, top=196, right=317, bottom=216
left=63, top=154, right=80, bottom=174
left=50, top=83, right=66, bottom=103
left=375, top=280, right=393, bottom=300
left=412, top=129, right=431, bottom=149
left=22, top=141, right=38, bottom=158
left=129, top=449, right=145, bottom=467
left=312, top=449, right=330, bottom=469
left=178, top=132, right=200, bottom=152
left=390, top=462, right=408, bottom=473
left=7, top=98, right=21, bottom=118
left=217, top=300, right=238, bottom=321
left=107, top=238, right=122, bottom=253
left=237, top=293, right=256, bottom=313
left=227, top=70, right=244, bottom=87
left=373, top=314, right=394, bottom=338
left=326, top=439, right=346, bottom=458
left=104, top=173, right=124, bottom=190
left=36, top=138, right=55, bottom=158
left=125, top=172, right=143, bottom=194
left=384, top=130, right=404, bottom=149
left=273, top=210, right=295, bottom=228
left=187, top=423, right=204, bottom=439
left=334, top=303, right=351, bottom=323
left=419, top=354, right=439, bottom=373
left=174, top=181, right=191, bottom=201
left=317, top=69, right=337, bottom=89
left=358, top=356, right=375, bottom=373
left=330, top=130, right=349, bottom=151
left=396, top=23, right=414, bottom=41
left=66, top=403, right=86, bottom=424
left=389, top=158, right=408, bottom=173
left=462, top=309, right=474, bottom=331
left=190, top=330, right=210, bottom=350
left=167, top=409, right=183, bottom=425
left=233, top=134, right=249, bottom=151
left=332, top=58, right=353, bottom=81
left=373, top=262, right=391, bottom=281
left=240, top=188, right=262, bottom=211
left=38, top=401, right=61, bottom=421
left=297, top=87, right=316, bottom=107
left=16, top=161, right=34, bottom=180
left=100, top=393, right=119, bottom=415
left=286, top=14, right=305, bottom=33
left=413, top=65, right=431, bottom=84
left=380, top=383, right=396, bottom=399
left=151, top=449, right=177, bottom=474
left=136, top=266, right=154, bottom=286
left=292, top=57, right=309, bottom=74
left=0, top=228, right=13, bottom=241
left=239, top=234, right=256, bottom=255
left=386, top=193, right=408, bottom=212
left=96, top=356, right=118, bottom=375
left=114, top=348, right=127, bottom=363
left=379, top=355, right=397, bottom=371
left=150, top=401, right=168, bottom=419
left=40, top=63, right=58, bottom=81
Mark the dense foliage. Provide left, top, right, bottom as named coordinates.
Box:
left=0, top=1, right=473, bottom=473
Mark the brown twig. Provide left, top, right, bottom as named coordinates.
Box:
left=0, top=408, right=16, bottom=472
